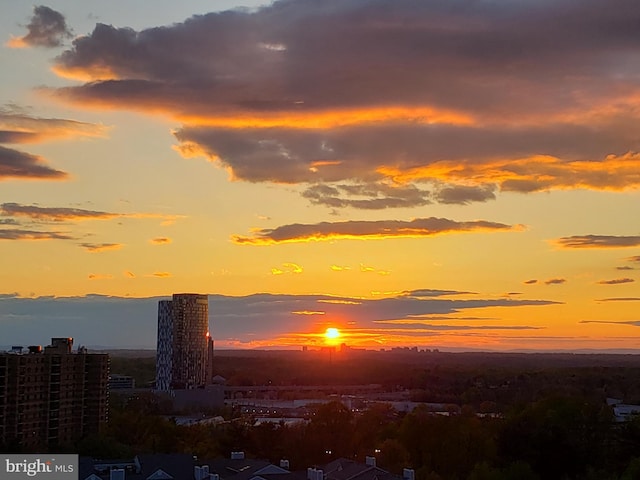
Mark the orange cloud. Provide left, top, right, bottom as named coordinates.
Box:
left=150, top=237, right=172, bottom=245
left=88, top=273, right=113, bottom=280
left=271, top=263, right=303, bottom=275
left=291, top=310, right=325, bottom=315
left=330, top=265, right=351, bottom=271
left=124, top=271, right=136, bottom=278
left=379, top=153, right=640, bottom=193
left=152, top=272, right=172, bottom=278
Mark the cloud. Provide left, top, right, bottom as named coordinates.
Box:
left=151, top=272, right=171, bottom=278
left=403, top=289, right=475, bottom=298
left=271, top=263, right=303, bottom=275
left=524, top=279, right=538, bottom=285
left=0, top=111, right=107, bottom=143
left=302, top=182, right=432, bottom=210
left=580, top=320, right=640, bottom=327
left=0, top=109, right=105, bottom=181
left=88, top=273, right=113, bottom=280
left=330, top=265, right=350, bottom=272
left=545, top=278, right=567, bottom=285
left=433, top=185, right=496, bottom=205
left=0, top=290, right=560, bottom=348
left=597, top=278, right=635, bottom=285
left=616, top=266, right=635, bottom=271
left=79, top=243, right=123, bottom=253
left=0, top=146, right=67, bottom=180
left=150, top=237, right=172, bottom=245
left=0, top=229, right=72, bottom=240
left=0, top=202, right=183, bottom=224
left=124, top=271, right=136, bottom=278
left=1, top=203, right=118, bottom=222
left=7, top=6, right=72, bottom=48
left=595, top=297, right=640, bottom=302
left=627, top=256, right=640, bottom=263
left=553, top=235, right=640, bottom=249
left=42, top=0, right=640, bottom=208
left=233, top=217, right=522, bottom=245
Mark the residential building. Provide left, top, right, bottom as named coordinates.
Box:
left=0, top=338, right=109, bottom=451
left=156, top=293, right=212, bottom=391
left=109, top=374, right=136, bottom=390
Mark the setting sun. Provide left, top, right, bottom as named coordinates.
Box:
left=325, top=327, right=341, bottom=340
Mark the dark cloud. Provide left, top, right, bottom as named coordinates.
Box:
left=403, top=289, right=475, bottom=298
left=79, top=243, right=123, bottom=252
left=45, top=0, right=640, bottom=207
left=0, top=112, right=107, bottom=143
left=580, top=320, right=640, bottom=327
left=1, top=203, right=118, bottom=222
left=9, top=5, right=72, bottom=48
left=0, top=146, right=67, bottom=180
left=302, top=182, right=431, bottom=210
left=545, top=278, right=566, bottom=285
left=595, top=297, right=640, bottom=302
left=232, top=217, right=522, bottom=245
left=173, top=124, right=640, bottom=192
left=150, top=237, right=172, bottom=245
left=627, top=256, right=640, bottom=263
left=597, top=278, right=635, bottom=285
left=434, top=185, right=496, bottom=205
left=554, top=235, right=640, bottom=249
left=524, top=279, right=538, bottom=285
left=0, top=229, right=73, bottom=240
left=616, top=266, right=635, bottom=271
left=0, top=291, right=560, bottom=348
left=0, top=203, right=183, bottom=224
left=0, top=110, right=104, bottom=181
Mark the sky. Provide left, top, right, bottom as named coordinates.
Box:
left=0, top=0, right=639, bottom=351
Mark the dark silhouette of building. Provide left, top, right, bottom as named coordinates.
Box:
left=156, top=293, right=212, bottom=391
left=0, top=338, right=109, bottom=451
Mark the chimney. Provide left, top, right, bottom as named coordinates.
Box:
left=308, top=468, right=323, bottom=480
left=402, top=469, right=415, bottom=480
left=280, top=460, right=290, bottom=470
left=365, top=457, right=376, bottom=467
left=210, top=474, right=219, bottom=480
left=110, top=469, right=125, bottom=480
left=195, top=466, right=203, bottom=480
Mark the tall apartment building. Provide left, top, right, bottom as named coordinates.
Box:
left=156, top=293, right=213, bottom=391
left=0, top=338, right=109, bottom=452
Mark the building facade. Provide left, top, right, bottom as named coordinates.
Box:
left=156, top=293, right=212, bottom=391
left=0, top=338, right=109, bottom=452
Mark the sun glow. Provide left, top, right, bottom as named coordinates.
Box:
left=325, top=327, right=341, bottom=340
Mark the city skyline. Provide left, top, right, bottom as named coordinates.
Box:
left=0, top=1, right=639, bottom=351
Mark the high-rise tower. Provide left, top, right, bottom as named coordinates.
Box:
left=155, top=293, right=210, bottom=391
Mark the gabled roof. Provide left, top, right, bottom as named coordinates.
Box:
left=136, top=454, right=194, bottom=480
left=322, top=459, right=402, bottom=480
left=147, top=468, right=173, bottom=480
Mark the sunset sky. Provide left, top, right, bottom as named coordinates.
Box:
left=1, top=0, right=639, bottom=351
